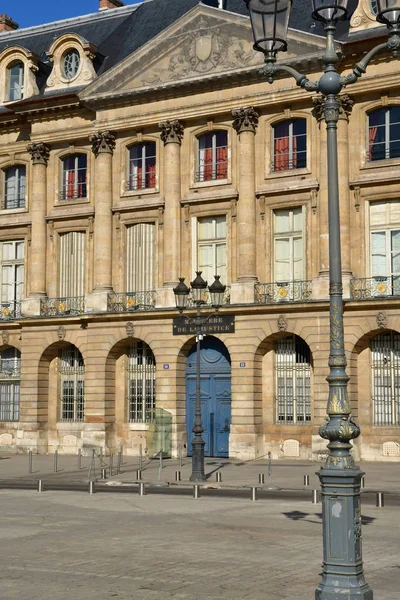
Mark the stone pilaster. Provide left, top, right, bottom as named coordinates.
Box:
left=90, top=131, right=115, bottom=293
left=159, top=120, right=183, bottom=296
left=27, top=142, right=50, bottom=298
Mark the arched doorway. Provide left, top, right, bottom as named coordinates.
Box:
left=186, top=336, right=231, bottom=457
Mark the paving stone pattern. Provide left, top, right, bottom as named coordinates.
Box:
left=0, top=489, right=398, bottom=600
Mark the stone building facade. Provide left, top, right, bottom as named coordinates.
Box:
left=0, top=0, right=399, bottom=461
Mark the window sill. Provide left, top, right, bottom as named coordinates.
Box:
left=55, top=197, right=89, bottom=207
left=121, top=187, right=159, bottom=199
left=56, top=421, right=85, bottom=429
left=128, top=422, right=152, bottom=431
left=360, top=157, right=400, bottom=171
left=189, top=178, right=230, bottom=191
left=265, top=167, right=311, bottom=180
left=0, top=207, right=28, bottom=215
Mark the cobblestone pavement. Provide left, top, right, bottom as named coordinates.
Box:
left=0, top=489, right=398, bottom=600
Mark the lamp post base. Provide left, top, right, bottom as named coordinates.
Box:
left=315, top=464, right=373, bottom=600
left=189, top=437, right=206, bottom=482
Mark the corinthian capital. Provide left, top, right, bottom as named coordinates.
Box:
left=159, top=120, right=184, bottom=145
left=89, top=131, right=116, bottom=156
left=27, top=142, right=50, bottom=165
left=232, top=106, right=259, bottom=134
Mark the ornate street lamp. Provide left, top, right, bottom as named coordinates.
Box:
left=245, top=0, right=400, bottom=597
left=174, top=272, right=226, bottom=482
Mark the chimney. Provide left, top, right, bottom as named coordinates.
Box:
left=99, top=0, right=125, bottom=10
left=0, top=14, right=19, bottom=32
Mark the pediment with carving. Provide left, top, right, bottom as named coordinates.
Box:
left=81, top=6, right=325, bottom=100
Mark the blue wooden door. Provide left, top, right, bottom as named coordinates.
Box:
left=186, top=337, right=231, bottom=457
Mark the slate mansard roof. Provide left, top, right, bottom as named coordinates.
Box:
left=0, top=0, right=387, bottom=102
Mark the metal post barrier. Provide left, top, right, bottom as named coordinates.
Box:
left=139, top=444, right=142, bottom=471
left=109, top=453, right=113, bottom=478
left=117, top=450, right=122, bottom=475
left=38, top=480, right=43, bottom=493
left=120, top=446, right=124, bottom=466
left=251, top=486, right=258, bottom=501
left=179, top=443, right=183, bottom=468
left=312, top=489, right=320, bottom=504
left=139, top=482, right=146, bottom=496
left=193, top=484, right=200, bottom=499
left=77, top=449, right=82, bottom=470
left=54, top=450, right=58, bottom=473
left=158, top=450, right=163, bottom=481
left=175, top=471, right=181, bottom=481
left=304, top=475, right=310, bottom=486
left=87, top=448, right=95, bottom=481
left=88, top=481, right=95, bottom=494
left=216, top=472, right=222, bottom=483
left=101, top=468, right=107, bottom=480
left=136, top=469, right=142, bottom=480
left=376, top=492, right=384, bottom=508
left=28, top=450, right=33, bottom=474
left=258, top=473, right=265, bottom=484
left=361, top=476, right=365, bottom=489
left=99, top=447, right=103, bottom=461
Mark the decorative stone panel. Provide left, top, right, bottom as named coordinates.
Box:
left=283, top=439, right=300, bottom=457
left=382, top=441, right=400, bottom=457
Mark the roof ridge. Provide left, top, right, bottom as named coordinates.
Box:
left=0, top=1, right=142, bottom=40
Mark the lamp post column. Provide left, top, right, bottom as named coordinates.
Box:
left=90, top=131, right=116, bottom=292
left=232, top=107, right=259, bottom=283
left=160, top=120, right=184, bottom=289
left=191, top=307, right=206, bottom=482
left=27, top=143, right=50, bottom=298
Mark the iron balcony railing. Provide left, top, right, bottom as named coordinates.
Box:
left=40, top=297, right=85, bottom=317
left=187, top=286, right=231, bottom=307
left=59, top=185, right=87, bottom=201
left=255, top=281, right=312, bottom=304
left=107, top=291, right=156, bottom=312
left=0, top=301, right=21, bottom=320
left=126, top=172, right=156, bottom=191
left=350, top=276, right=400, bottom=300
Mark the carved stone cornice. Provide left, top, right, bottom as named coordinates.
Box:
left=232, top=106, right=259, bottom=134
left=159, top=120, right=184, bottom=145
left=27, top=142, right=50, bottom=165
left=89, top=131, right=116, bottom=156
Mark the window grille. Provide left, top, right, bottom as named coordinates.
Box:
left=196, top=215, right=227, bottom=286
left=127, top=341, right=156, bottom=423
left=272, top=119, right=307, bottom=172
left=275, top=335, right=311, bottom=424
left=60, top=155, right=87, bottom=200
left=63, top=50, right=80, bottom=79
left=8, top=62, right=24, bottom=101
left=371, top=332, right=400, bottom=426
left=0, top=347, right=20, bottom=421
left=126, top=223, right=155, bottom=293
left=127, top=142, right=156, bottom=190
left=197, top=131, right=228, bottom=182
left=368, top=107, right=400, bottom=161
left=4, top=166, right=26, bottom=209
left=60, top=346, right=84, bottom=422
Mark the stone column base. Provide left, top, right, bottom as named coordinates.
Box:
left=230, top=281, right=257, bottom=304
left=85, top=291, right=110, bottom=313
left=21, top=297, right=42, bottom=317
left=156, top=286, right=176, bottom=309
left=229, top=428, right=263, bottom=460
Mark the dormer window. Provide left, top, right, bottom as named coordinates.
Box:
left=62, top=50, right=80, bottom=80
left=60, top=154, right=87, bottom=201
left=8, top=62, right=24, bottom=101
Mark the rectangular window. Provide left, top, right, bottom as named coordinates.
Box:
left=197, top=132, right=228, bottom=182
left=0, top=241, right=24, bottom=317
left=128, top=143, right=156, bottom=191
left=196, top=216, right=227, bottom=285
left=61, top=155, right=87, bottom=200
left=370, top=201, right=400, bottom=296
left=126, top=223, right=155, bottom=292
left=59, top=232, right=85, bottom=298
left=274, top=208, right=304, bottom=282
left=4, top=166, right=26, bottom=209
left=8, top=63, right=24, bottom=101
left=273, top=119, right=307, bottom=172
left=368, top=107, right=400, bottom=162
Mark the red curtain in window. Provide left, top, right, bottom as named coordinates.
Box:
left=203, top=146, right=213, bottom=181
left=292, top=134, right=297, bottom=169
left=216, top=144, right=228, bottom=179
left=78, top=166, right=86, bottom=198
left=135, top=163, right=143, bottom=190
left=368, top=127, right=378, bottom=161
left=274, top=136, right=290, bottom=171
left=148, top=159, right=156, bottom=188
left=67, top=168, right=75, bottom=199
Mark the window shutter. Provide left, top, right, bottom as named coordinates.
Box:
left=59, top=232, right=85, bottom=297
left=126, top=223, right=155, bottom=292
left=371, top=231, right=387, bottom=276
left=275, top=238, right=290, bottom=281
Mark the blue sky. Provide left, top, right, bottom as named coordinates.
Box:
left=1, top=0, right=141, bottom=28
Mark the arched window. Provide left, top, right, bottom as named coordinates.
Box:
left=8, top=62, right=24, bottom=101
left=197, top=131, right=228, bottom=182
left=275, top=335, right=311, bottom=423
left=127, top=142, right=156, bottom=191
left=272, top=119, right=307, bottom=172
left=4, top=165, right=26, bottom=209
left=61, top=154, right=87, bottom=200
left=0, top=347, right=20, bottom=421
left=368, top=107, right=400, bottom=161
left=60, top=345, right=84, bottom=422
left=62, top=49, right=80, bottom=79
left=127, top=341, right=156, bottom=423
left=371, top=331, right=400, bottom=425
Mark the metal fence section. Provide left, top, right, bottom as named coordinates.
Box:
left=350, top=276, right=400, bottom=300
left=107, top=291, right=156, bottom=313
left=40, top=296, right=85, bottom=317
left=255, top=281, right=312, bottom=304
